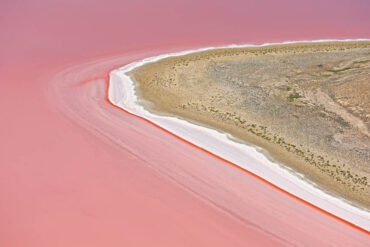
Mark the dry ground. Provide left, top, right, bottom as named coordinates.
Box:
left=130, top=41, right=370, bottom=207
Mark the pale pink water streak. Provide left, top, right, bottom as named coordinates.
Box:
left=1, top=0, right=370, bottom=246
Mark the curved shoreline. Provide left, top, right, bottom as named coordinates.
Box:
left=108, top=39, right=370, bottom=231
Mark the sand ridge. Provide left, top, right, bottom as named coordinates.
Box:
left=129, top=41, right=370, bottom=207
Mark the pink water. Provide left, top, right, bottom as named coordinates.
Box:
left=1, top=0, right=370, bottom=246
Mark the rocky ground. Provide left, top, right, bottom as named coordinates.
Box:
left=129, top=41, right=370, bottom=208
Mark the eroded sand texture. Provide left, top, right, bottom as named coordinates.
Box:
left=130, top=42, right=370, bottom=207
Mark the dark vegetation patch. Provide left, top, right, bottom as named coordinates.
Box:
left=327, top=67, right=351, bottom=73
left=288, top=92, right=302, bottom=101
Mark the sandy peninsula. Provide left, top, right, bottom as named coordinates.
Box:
left=129, top=41, right=370, bottom=207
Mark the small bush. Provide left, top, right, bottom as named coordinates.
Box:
left=288, top=93, right=301, bottom=101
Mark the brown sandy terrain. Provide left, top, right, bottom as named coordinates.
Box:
left=129, top=41, right=370, bottom=207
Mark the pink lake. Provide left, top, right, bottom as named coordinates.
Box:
left=1, top=0, right=369, bottom=246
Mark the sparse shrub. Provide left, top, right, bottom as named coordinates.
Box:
left=288, top=93, right=301, bottom=101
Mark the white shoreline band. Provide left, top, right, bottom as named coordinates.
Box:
left=108, top=39, right=370, bottom=231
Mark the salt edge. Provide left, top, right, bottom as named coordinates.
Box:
left=108, top=39, right=370, bottom=231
